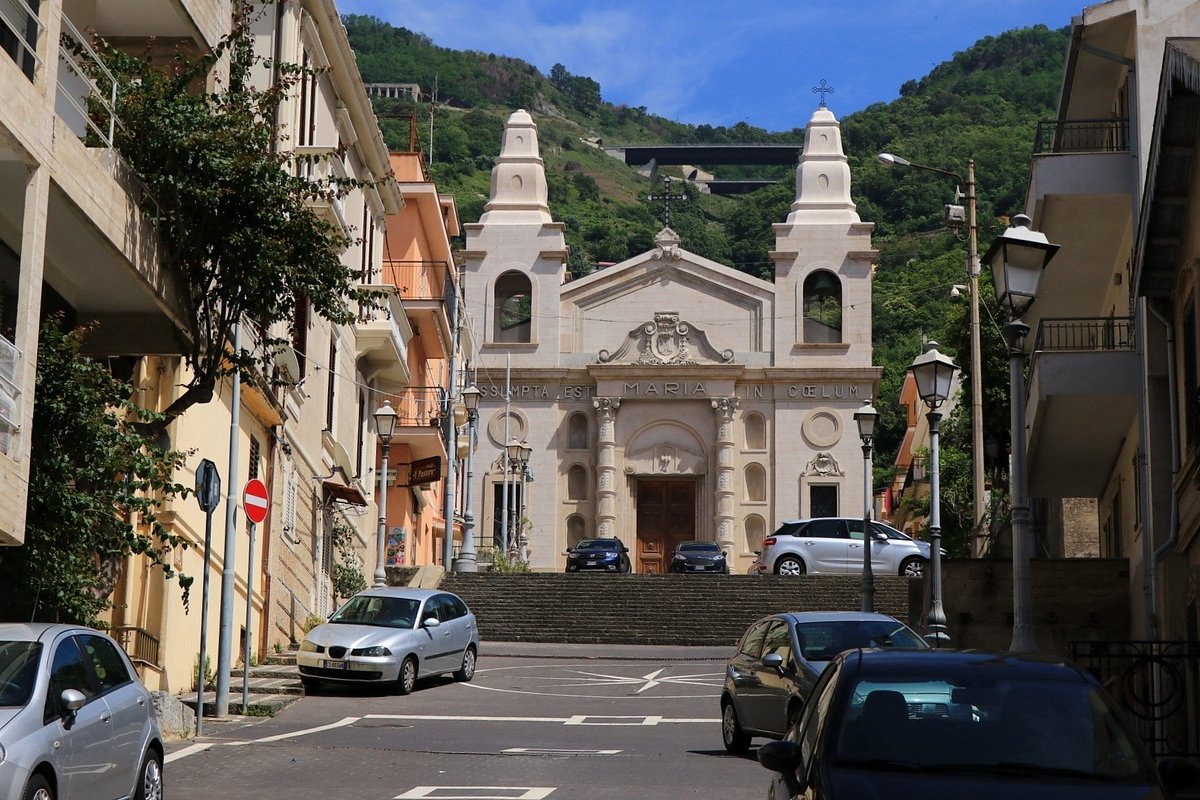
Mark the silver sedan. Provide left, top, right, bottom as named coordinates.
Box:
left=297, top=587, right=479, bottom=695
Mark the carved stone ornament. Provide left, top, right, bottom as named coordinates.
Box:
left=598, top=311, right=734, bottom=365
left=624, top=443, right=708, bottom=476
left=805, top=451, right=844, bottom=477
left=651, top=227, right=683, bottom=260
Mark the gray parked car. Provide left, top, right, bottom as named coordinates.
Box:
left=721, top=611, right=928, bottom=753
left=0, top=622, right=164, bottom=800
left=297, top=587, right=479, bottom=695
left=752, top=517, right=934, bottom=578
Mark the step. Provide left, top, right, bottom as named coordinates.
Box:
left=177, top=691, right=301, bottom=718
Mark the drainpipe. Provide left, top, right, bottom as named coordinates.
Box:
left=1148, top=299, right=1178, bottom=640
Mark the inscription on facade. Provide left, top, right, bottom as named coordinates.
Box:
left=479, top=383, right=863, bottom=401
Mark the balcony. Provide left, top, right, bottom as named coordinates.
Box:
left=381, top=386, right=448, bottom=461
left=294, top=146, right=350, bottom=236
left=1026, top=317, right=1139, bottom=498
left=355, top=286, right=412, bottom=388
left=383, top=260, right=455, bottom=358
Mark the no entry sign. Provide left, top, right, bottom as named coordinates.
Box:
left=243, top=478, right=269, bottom=525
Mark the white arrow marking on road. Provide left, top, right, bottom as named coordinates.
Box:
left=395, top=788, right=554, bottom=799
left=529, top=667, right=722, bottom=693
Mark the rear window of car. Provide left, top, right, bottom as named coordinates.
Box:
left=0, top=641, right=42, bottom=708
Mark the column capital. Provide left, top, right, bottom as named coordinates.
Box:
left=711, top=396, right=739, bottom=416
left=593, top=397, right=621, bottom=415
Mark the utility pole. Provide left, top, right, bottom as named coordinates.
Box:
left=966, top=159, right=987, bottom=557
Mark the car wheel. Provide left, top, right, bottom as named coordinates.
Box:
left=135, top=749, right=164, bottom=800
left=900, top=556, right=927, bottom=578
left=454, top=646, right=477, bottom=682
left=22, top=775, right=53, bottom=800
left=775, top=556, right=806, bottom=576
left=396, top=656, right=418, bottom=695
left=721, top=699, right=751, bottom=754
left=301, top=677, right=321, bottom=694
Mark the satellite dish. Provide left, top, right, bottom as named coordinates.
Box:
left=274, top=344, right=301, bottom=383
left=331, top=440, right=356, bottom=481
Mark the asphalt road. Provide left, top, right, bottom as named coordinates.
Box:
left=164, top=643, right=770, bottom=800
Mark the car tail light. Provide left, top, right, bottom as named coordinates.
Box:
left=762, top=537, right=777, bottom=547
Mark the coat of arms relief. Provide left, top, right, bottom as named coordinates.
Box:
left=598, top=311, right=734, bottom=365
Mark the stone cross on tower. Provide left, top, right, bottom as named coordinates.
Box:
left=646, top=175, right=688, bottom=229
left=812, top=78, right=834, bottom=108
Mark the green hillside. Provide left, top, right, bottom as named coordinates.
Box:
left=344, top=15, right=1071, bottom=553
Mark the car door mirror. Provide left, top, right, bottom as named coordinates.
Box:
left=621, top=546, right=629, bottom=553
left=874, top=531, right=889, bottom=541
left=758, top=740, right=804, bottom=785
left=421, top=616, right=441, bottom=628
left=60, top=688, right=87, bottom=728
left=761, top=652, right=784, bottom=670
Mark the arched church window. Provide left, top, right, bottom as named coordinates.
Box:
left=803, top=270, right=842, bottom=343
left=567, top=464, right=588, bottom=501
left=744, top=515, right=766, bottom=555
left=494, top=271, right=532, bottom=343
left=567, top=514, right=587, bottom=548
left=744, top=412, right=766, bottom=450
left=568, top=412, right=589, bottom=450
left=745, top=463, right=766, bottom=503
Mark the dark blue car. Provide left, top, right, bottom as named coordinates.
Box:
left=564, top=538, right=631, bottom=573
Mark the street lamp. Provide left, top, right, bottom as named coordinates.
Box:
left=908, top=341, right=959, bottom=647
left=854, top=399, right=879, bottom=613
left=983, top=213, right=1059, bottom=654
left=879, top=152, right=986, bottom=556
left=505, top=438, right=524, bottom=556
left=454, top=385, right=482, bottom=573
left=373, top=400, right=398, bottom=588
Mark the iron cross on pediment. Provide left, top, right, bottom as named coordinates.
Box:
left=812, top=78, right=834, bottom=108
left=646, top=175, right=688, bottom=229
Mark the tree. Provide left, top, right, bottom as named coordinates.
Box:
left=75, top=2, right=381, bottom=434
left=0, top=320, right=189, bottom=624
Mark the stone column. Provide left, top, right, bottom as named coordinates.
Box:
left=713, top=397, right=739, bottom=557
left=593, top=398, right=621, bottom=537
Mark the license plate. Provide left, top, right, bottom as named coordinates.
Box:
left=586, top=560, right=597, bottom=566
left=323, top=660, right=348, bottom=669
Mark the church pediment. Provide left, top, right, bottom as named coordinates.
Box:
left=598, top=312, right=734, bottom=366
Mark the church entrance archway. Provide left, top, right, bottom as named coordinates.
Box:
left=636, top=479, right=697, bottom=573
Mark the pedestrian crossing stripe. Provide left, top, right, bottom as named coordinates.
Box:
left=502, top=747, right=621, bottom=755
left=394, top=788, right=555, bottom=799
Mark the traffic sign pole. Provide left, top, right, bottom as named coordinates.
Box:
left=193, top=459, right=220, bottom=735
left=239, top=478, right=268, bottom=713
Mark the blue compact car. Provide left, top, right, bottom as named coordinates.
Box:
left=564, top=538, right=632, bottom=573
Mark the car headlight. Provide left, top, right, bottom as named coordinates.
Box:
left=673, top=554, right=686, bottom=560
left=299, top=640, right=319, bottom=652
left=567, top=552, right=579, bottom=559
left=352, top=646, right=392, bottom=657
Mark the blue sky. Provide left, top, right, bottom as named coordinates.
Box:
left=340, top=0, right=1086, bottom=132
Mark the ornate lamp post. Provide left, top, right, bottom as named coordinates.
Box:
left=518, top=441, right=532, bottom=563
left=372, top=400, right=398, bottom=588
left=454, top=385, right=482, bottom=573
left=984, top=213, right=1059, bottom=654
left=505, top=438, right=524, bottom=557
left=854, top=400, right=880, bottom=613
left=908, top=342, right=959, bottom=647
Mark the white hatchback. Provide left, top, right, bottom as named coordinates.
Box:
left=752, top=518, right=932, bottom=577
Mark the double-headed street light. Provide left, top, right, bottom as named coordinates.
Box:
left=854, top=400, right=880, bottom=613
left=909, top=342, right=959, bottom=647
left=505, top=439, right=526, bottom=558
left=454, top=385, right=482, bottom=573
left=373, top=400, right=399, bottom=588
left=879, top=152, right=987, bottom=556
left=984, top=213, right=1060, bottom=654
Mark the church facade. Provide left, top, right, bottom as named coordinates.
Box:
left=462, top=107, right=880, bottom=574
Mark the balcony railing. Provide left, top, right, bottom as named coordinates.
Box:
left=112, top=625, right=161, bottom=669
left=58, top=11, right=119, bottom=148
left=0, top=333, right=21, bottom=457
left=1, top=0, right=41, bottom=81
left=382, top=260, right=455, bottom=303
left=1034, top=317, right=1134, bottom=352
left=381, top=386, right=447, bottom=428
left=1033, top=119, right=1130, bottom=155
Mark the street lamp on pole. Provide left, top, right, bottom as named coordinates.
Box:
left=984, top=213, right=1059, bottom=654
left=854, top=400, right=879, bottom=613
left=518, top=442, right=532, bottom=563
left=373, top=400, right=398, bottom=588
left=505, top=438, right=524, bottom=558
left=908, top=342, right=960, bottom=647
left=879, top=153, right=986, bottom=556
left=454, top=385, right=482, bottom=573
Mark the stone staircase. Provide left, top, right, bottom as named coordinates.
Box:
left=439, top=572, right=920, bottom=646
left=178, top=650, right=303, bottom=718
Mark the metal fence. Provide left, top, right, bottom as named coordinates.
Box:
left=112, top=625, right=162, bottom=670
left=1034, top=317, right=1134, bottom=352
left=381, top=386, right=447, bottom=427
left=1033, top=118, right=1130, bottom=155
left=1069, top=640, right=1200, bottom=759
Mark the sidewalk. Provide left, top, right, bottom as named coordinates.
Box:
left=479, top=640, right=733, bottom=661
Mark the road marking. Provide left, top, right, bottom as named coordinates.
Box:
left=165, top=743, right=213, bottom=763
left=565, top=715, right=663, bottom=726
left=365, top=713, right=567, bottom=723
left=365, top=713, right=717, bottom=725
left=468, top=662, right=722, bottom=699
left=395, top=788, right=555, bottom=799
left=165, top=716, right=361, bottom=763
left=502, top=747, right=622, bottom=755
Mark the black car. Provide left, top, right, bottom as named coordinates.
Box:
left=756, top=648, right=1200, bottom=800
left=564, top=538, right=631, bottom=573
left=668, top=541, right=729, bottom=573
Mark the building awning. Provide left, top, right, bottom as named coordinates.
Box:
left=323, top=478, right=367, bottom=507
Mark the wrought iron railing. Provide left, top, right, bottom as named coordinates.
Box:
left=382, top=260, right=456, bottom=303
left=1033, top=118, right=1130, bottom=155
left=112, top=625, right=162, bottom=669
left=381, top=386, right=447, bottom=427
left=1069, top=640, right=1200, bottom=759
left=0, top=333, right=21, bottom=456
left=1034, top=317, right=1134, bottom=352
left=1, top=0, right=41, bottom=80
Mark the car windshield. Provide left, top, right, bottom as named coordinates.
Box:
left=0, top=640, right=42, bottom=708
left=832, top=677, right=1151, bottom=780
left=329, top=596, right=420, bottom=629
left=679, top=543, right=721, bottom=552
left=797, top=621, right=927, bottom=661
left=574, top=539, right=620, bottom=551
